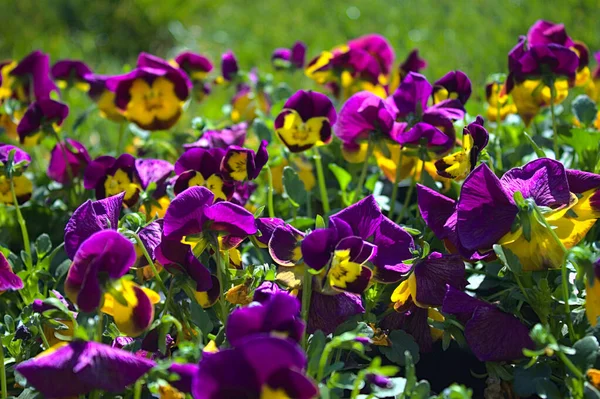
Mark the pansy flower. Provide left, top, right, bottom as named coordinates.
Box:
left=64, top=192, right=124, bottom=259
left=47, top=138, right=91, bottom=184
left=442, top=286, right=534, bottom=362
left=51, top=59, right=93, bottom=91
left=174, top=51, right=213, bottom=101
left=17, top=99, right=69, bottom=144
left=112, top=53, right=192, bottom=130
left=432, top=70, right=472, bottom=105
left=419, top=159, right=600, bottom=270
left=15, top=341, right=155, bottom=397
left=221, top=140, right=269, bottom=181
left=390, top=252, right=465, bottom=311
left=307, top=290, right=365, bottom=335
left=230, top=78, right=271, bottom=122
left=0, top=251, right=23, bottom=293
left=0, top=50, right=58, bottom=103
left=84, top=154, right=141, bottom=207
left=192, top=335, right=317, bottom=399
left=156, top=239, right=219, bottom=308
left=183, top=122, right=247, bottom=150
left=219, top=50, right=239, bottom=83
left=274, top=90, right=337, bottom=152
left=267, top=222, right=305, bottom=267
left=134, top=158, right=174, bottom=217
left=398, top=49, right=427, bottom=81
left=434, top=116, right=489, bottom=180
left=272, top=41, right=307, bottom=70
left=348, top=34, right=395, bottom=77
left=0, top=144, right=33, bottom=205
left=163, top=185, right=257, bottom=242
left=174, top=148, right=233, bottom=200
left=227, top=292, right=304, bottom=345
left=485, top=81, right=517, bottom=122
left=86, top=73, right=127, bottom=122
left=64, top=230, right=136, bottom=312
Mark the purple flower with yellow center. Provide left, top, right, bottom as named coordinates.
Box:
left=155, top=239, right=219, bottom=308
left=84, top=154, right=141, bottom=207
left=15, top=341, right=155, bottom=397
left=442, top=285, right=534, bottom=362
left=432, top=70, right=472, bottom=105
left=335, top=91, right=399, bottom=159
left=0, top=251, right=23, bottom=293
left=135, top=158, right=174, bottom=217
left=184, top=122, right=247, bottom=150
left=64, top=230, right=135, bottom=312
left=420, top=159, right=600, bottom=270
left=274, top=90, right=337, bottom=153
left=256, top=217, right=286, bottom=248
left=113, top=53, right=192, bottom=131
left=390, top=252, right=465, bottom=311
left=268, top=222, right=305, bottom=267
left=51, top=59, right=93, bottom=91
left=0, top=144, right=33, bottom=205
left=163, top=185, right=257, bottom=242
left=192, top=335, right=317, bottom=399
left=434, top=116, right=489, bottom=180
left=0, top=50, right=58, bottom=103
left=398, top=49, right=427, bottom=81
left=64, top=192, right=124, bottom=259
left=86, top=73, right=127, bottom=122
left=174, top=147, right=233, bottom=200
left=272, top=41, right=307, bottom=70
left=174, top=51, right=213, bottom=102
left=47, top=138, right=91, bottom=184
left=17, top=99, right=69, bottom=144
left=227, top=292, right=304, bottom=345
left=348, top=34, right=395, bottom=76
left=221, top=140, right=269, bottom=181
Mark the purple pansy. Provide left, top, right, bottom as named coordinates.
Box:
left=17, top=99, right=69, bottom=143
left=83, top=154, right=140, bottom=207
left=47, top=138, right=91, bottom=184
left=272, top=41, right=307, bottom=70
left=183, top=122, right=248, bottom=150
left=0, top=144, right=31, bottom=167
left=15, top=341, right=155, bottom=397
left=221, top=140, right=269, bottom=181
left=173, top=147, right=233, bottom=199
left=348, top=34, right=395, bottom=76
left=64, top=230, right=136, bottom=312
left=162, top=185, right=257, bottom=241
left=64, top=192, right=124, bottom=259
left=9, top=50, right=58, bottom=101
left=442, top=286, right=534, bottom=362
left=433, top=70, right=472, bottom=105
left=0, top=251, right=23, bottom=293
left=220, top=50, right=239, bottom=82
left=192, top=335, right=317, bottom=399
left=51, top=60, right=93, bottom=88
left=274, top=90, right=337, bottom=152
left=227, top=292, right=305, bottom=345
left=398, top=49, right=427, bottom=80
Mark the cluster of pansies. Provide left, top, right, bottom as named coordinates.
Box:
left=2, top=19, right=600, bottom=399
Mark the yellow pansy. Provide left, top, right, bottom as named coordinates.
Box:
left=126, top=77, right=182, bottom=130
left=0, top=174, right=32, bottom=205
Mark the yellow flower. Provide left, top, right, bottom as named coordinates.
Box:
left=126, top=77, right=183, bottom=130
left=511, top=79, right=569, bottom=126
left=104, top=169, right=141, bottom=204
left=0, top=174, right=32, bottom=205
left=486, top=83, right=516, bottom=122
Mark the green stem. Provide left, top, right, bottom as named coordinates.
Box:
left=549, top=84, right=559, bottom=159
left=38, top=321, right=50, bottom=350
left=10, top=177, right=32, bottom=268
left=160, top=278, right=175, bottom=317
left=134, top=233, right=168, bottom=294
left=532, top=204, right=575, bottom=341
left=214, top=245, right=229, bottom=328
left=312, top=148, right=330, bottom=213
left=395, top=172, right=416, bottom=224
left=117, top=122, right=127, bottom=155
left=557, top=350, right=585, bottom=379
left=96, top=308, right=103, bottom=342
left=387, top=148, right=404, bottom=218
left=133, top=378, right=143, bottom=399
left=89, top=391, right=100, bottom=399
left=351, top=370, right=367, bottom=398
left=301, top=267, right=313, bottom=350
left=317, top=343, right=334, bottom=381
left=266, top=166, right=275, bottom=218
left=1, top=342, right=7, bottom=399
left=353, top=136, right=375, bottom=203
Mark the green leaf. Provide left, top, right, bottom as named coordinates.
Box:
left=315, top=214, right=326, bottom=229
left=307, top=330, right=326, bottom=376
left=190, top=301, right=214, bottom=336
left=380, top=330, right=420, bottom=366
left=493, top=244, right=523, bottom=275
left=523, top=132, right=546, bottom=158
left=283, top=166, right=306, bottom=207
left=252, top=119, right=272, bottom=142
left=328, top=163, right=352, bottom=192
left=253, top=205, right=266, bottom=218
left=570, top=336, right=599, bottom=370
left=365, top=172, right=380, bottom=193
left=572, top=95, right=598, bottom=127
left=536, top=379, right=562, bottom=399
left=513, top=363, right=552, bottom=397
left=35, top=234, right=52, bottom=258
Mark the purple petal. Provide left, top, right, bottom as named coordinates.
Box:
left=301, top=228, right=338, bottom=271
left=566, top=169, right=600, bottom=194
left=203, top=201, right=257, bottom=237
left=391, top=72, right=432, bottom=118
left=413, top=252, right=465, bottom=307
left=371, top=216, right=415, bottom=280
left=135, top=158, right=173, bottom=190
left=269, top=225, right=304, bottom=267
left=163, top=186, right=214, bottom=240
left=416, top=184, right=456, bottom=239
left=0, top=252, right=23, bottom=292
left=307, top=291, right=364, bottom=334
left=331, top=195, right=382, bottom=239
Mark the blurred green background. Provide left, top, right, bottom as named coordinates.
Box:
left=2, top=0, right=599, bottom=86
